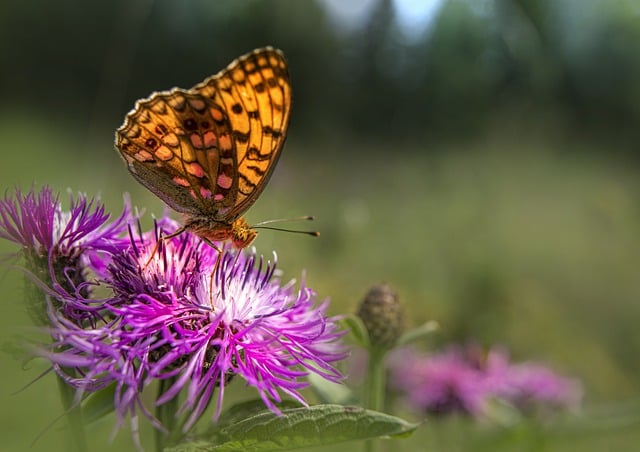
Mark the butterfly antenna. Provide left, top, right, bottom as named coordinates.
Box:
left=253, top=226, right=320, bottom=236
left=253, top=216, right=319, bottom=237
left=253, top=215, right=315, bottom=226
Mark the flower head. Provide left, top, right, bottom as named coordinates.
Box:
left=0, top=186, right=131, bottom=258
left=389, top=345, right=581, bottom=418
left=484, top=348, right=583, bottom=413
left=0, top=186, right=133, bottom=323
left=389, top=346, right=487, bottom=415
left=43, top=221, right=346, bottom=437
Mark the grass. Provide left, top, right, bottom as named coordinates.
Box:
left=1, top=111, right=640, bottom=450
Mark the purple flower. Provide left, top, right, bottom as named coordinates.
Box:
left=484, top=348, right=582, bottom=412
left=389, top=345, right=582, bottom=418
left=0, top=186, right=133, bottom=322
left=42, top=221, right=346, bottom=439
left=0, top=186, right=131, bottom=258
left=389, top=347, right=488, bottom=415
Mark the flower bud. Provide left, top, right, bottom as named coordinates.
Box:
left=357, top=283, right=404, bottom=349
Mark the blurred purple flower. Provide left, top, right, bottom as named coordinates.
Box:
left=484, top=348, right=582, bottom=412
left=389, top=346, right=487, bottom=415
left=389, top=345, right=582, bottom=418
left=41, top=221, right=346, bottom=438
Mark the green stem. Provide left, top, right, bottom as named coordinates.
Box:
left=155, top=378, right=180, bottom=452
left=56, top=373, right=88, bottom=452
left=365, top=348, right=386, bottom=412
left=364, top=347, right=387, bottom=452
left=26, top=259, right=87, bottom=452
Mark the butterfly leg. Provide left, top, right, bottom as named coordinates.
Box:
left=194, top=236, right=224, bottom=307
left=199, top=236, right=223, bottom=273
left=162, top=225, right=188, bottom=240
left=143, top=225, right=188, bottom=268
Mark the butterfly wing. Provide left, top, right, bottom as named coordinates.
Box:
left=197, top=47, right=291, bottom=219
left=115, top=47, right=291, bottom=223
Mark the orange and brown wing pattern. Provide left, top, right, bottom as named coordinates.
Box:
left=195, top=48, right=291, bottom=218
left=115, top=47, right=291, bottom=223
left=115, top=88, right=237, bottom=217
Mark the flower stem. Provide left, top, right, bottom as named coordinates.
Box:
left=364, top=348, right=386, bottom=452
left=56, top=373, right=88, bottom=452
left=155, top=378, right=180, bottom=452
left=365, top=348, right=386, bottom=412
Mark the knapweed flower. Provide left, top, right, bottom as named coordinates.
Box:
left=483, top=348, right=583, bottom=413
left=389, top=346, right=488, bottom=415
left=42, top=220, right=346, bottom=442
left=389, top=345, right=582, bottom=418
left=0, top=186, right=132, bottom=323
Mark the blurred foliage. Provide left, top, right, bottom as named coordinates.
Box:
left=2, top=0, right=640, bottom=145
left=1, top=0, right=640, bottom=450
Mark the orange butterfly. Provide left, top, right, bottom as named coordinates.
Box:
left=115, top=47, right=291, bottom=249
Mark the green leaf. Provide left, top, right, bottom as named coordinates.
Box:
left=209, top=399, right=302, bottom=433
left=396, top=321, right=439, bottom=347
left=1, top=335, right=34, bottom=365
left=484, top=397, right=522, bottom=427
left=308, top=372, right=358, bottom=405
left=341, top=315, right=370, bottom=348
left=82, top=384, right=116, bottom=424
left=166, top=404, right=418, bottom=451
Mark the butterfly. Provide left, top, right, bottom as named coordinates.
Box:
left=115, top=47, right=291, bottom=250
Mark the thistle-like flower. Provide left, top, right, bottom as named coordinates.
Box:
left=41, top=219, right=346, bottom=440
left=483, top=347, right=583, bottom=413
left=2, top=188, right=346, bottom=448
left=389, top=346, right=487, bottom=415
left=389, top=345, right=581, bottom=417
left=0, top=186, right=132, bottom=323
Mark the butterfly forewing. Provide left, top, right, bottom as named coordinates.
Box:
left=197, top=49, right=291, bottom=218
left=115, top=47, right=291, bottom=226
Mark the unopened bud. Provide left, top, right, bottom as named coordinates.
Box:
left=357, top=283, right=404, bottom=349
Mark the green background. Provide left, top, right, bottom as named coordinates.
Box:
left=2, top=0, right=640, bottom=450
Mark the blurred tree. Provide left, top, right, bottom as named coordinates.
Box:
left=1, top=0, right=640, bottom=150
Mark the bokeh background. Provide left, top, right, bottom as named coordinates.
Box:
left=1, top=0, right=640, bottom=450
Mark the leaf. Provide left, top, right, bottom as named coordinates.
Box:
left=396, top=321, right=439, bottom=347
left=483, top=398, right=522, bottom=427
left=82, top=384, right=117, bottom=424
left=308, top=372, right=358, bottom=405
left=209, top=399, right=302, bottom=433
left=166, top=404, right=418, bottom=451
left=341, top=315, right=370, bottom=348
